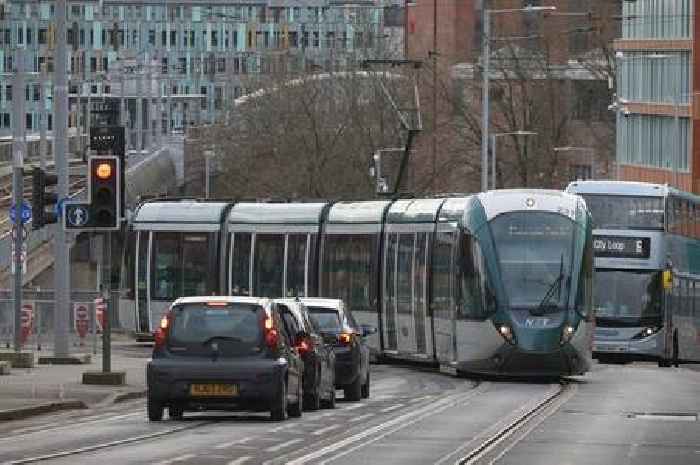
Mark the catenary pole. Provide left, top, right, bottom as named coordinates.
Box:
left=12, top=50, right=26, bottom=352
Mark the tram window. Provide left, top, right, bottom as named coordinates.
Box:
left=286, top=234, right=308, bottom=297
left=431, top=232, right=454, bottom=321
left=397, top=234, right=414, bottom=315
left=254, top=234, right=285, bottom=297
left=459, top=235, right=494, bottom=320
left=575, top=236, right=593, bottom=318
left=231, top=233, right=251, bottom=296
left=137, top=231, right=149, bottom=331
left=181, top=234, right=210, bottom=296
left=383, top=232, right=398, bottom=349
left=122, top=230, right=136, bottom=298
left=152, top=233, right=180, bottom=300
left=151, top=232, right=212, bottom=300
left=322, top=234, right=377, bottom=311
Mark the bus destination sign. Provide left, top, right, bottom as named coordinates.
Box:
left=593, top=236, right=651, bottom=259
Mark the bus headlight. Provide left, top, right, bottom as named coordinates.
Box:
left=560, top=325, right=576, bottom=346
left=632, top=326, right=661, bottom=340
left=497, top=325, right=516, bottom=345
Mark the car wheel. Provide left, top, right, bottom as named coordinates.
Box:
left=147, top=396, right=164, bottom=422
left=169, top=405, right=184, bottom=420
left=321, top=387, right=336, bottom=409
left=304, top=385, right=321, bottom=411
left=288, top=382, right=303, bottom=418
left=361, top=371, right=370, bottom=399
left=270, top=382, right=288, bottom=422
left=344, top=375, right=362, bottom=402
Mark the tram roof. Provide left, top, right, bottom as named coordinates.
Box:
left=437, top=197, right=472, bottom=222
left=133, top=200, right=230, bottom=226
left=228, top=202, right=328, bottom=224
left=566, top=180, right=668, bottom=197
left=386, top=198, right=446, bottom=223
left=326, top=201, right=392, bottom=224
left=478, top=189, right=581, bottom=221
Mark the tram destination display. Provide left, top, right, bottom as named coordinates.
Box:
left=593, top=235, right=650, bottom=259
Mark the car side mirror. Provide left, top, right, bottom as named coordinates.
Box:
left=360, top=325, right=377, bottom=337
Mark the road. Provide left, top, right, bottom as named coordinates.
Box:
left=0, top=349, right=698, bottom=465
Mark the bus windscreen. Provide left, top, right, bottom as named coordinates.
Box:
left=581, top=195, right=664, bottom=230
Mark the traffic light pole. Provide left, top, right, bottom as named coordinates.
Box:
left=12, top=50, right=26, bottom=353
left=54, top=0, right=71, bottom=359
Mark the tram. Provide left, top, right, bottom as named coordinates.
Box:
left=120, top=190, right=593, bottom=376
left=566, top=180, right=700, bottom=366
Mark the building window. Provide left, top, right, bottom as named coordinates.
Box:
left=90, top=57, right=97, bottom=72
left=1, top=113, right=10, bottom=128
left=569, top=164, right=592, bottom=181
left=211, top=30, right=218, bottom=47
left=33, top=84, right=40, bottom=101
left=26, top=113, right=33, bottom=130
left=104, top=85, right=111, bottom=94
left=216, top=57, right=225, bottom=73
left=5, top=85, right=11, bottom=102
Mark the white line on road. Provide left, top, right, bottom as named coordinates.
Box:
left=226, top=457, right=252, bottom=465
left=312, top=424, right=343, bottom=436
left=347, top=413, right=375, bottom=423
left=153, top=453, right=195, bottom=465
left=264, top=438, right=303, bottom=453
left=0, top=411, right=143, bottom=442
left=340, top=403, right=365, bottom=411
left=214, top=437, right=253, bottom=450
left=286, top=386, right=489, bottom=465
left=380, top=403, right=405, bottom=413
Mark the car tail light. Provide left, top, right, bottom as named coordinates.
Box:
left=297, top=337, right=313, bottom=355
left=338, top=332, right=354, bottom=346
left=262, top=314, right=278, bottom=349
left=154, top=311, right=172, bottom=349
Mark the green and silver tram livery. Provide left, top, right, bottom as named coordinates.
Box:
left=121, top=191, right=593, bottom=376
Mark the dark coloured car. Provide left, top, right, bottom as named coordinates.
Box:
left=146, top=296, right=304, bottom=422
left=275, top=299, right=337, bottom=410
left=301, top=298, right=376, bottom=401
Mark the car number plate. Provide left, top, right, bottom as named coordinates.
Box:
left=190, top=384, right=238, bottom=397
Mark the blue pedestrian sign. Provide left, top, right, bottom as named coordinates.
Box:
left=66, top=205, right=90, bottom=227
left=9, top=200, right=32, bottom=225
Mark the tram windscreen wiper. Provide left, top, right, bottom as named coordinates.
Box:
left=531, top=255, right=566, bottom=316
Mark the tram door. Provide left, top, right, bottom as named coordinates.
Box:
left=135, top=231, right=151, bottom=333
left=432, top=227, right=457, bottom=363
left=383, top=229, right=432, bottom=357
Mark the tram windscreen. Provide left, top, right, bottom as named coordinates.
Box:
left=593, top=270, right=663, bottom=326
left=490, top=212, right=575, bottom=313
left=580, top=195, right=664, bottom=230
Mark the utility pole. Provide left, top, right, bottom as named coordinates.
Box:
left=53, top=0, right=71, bottom=359
left=39, top=62, right=48, bottom=171
left=481, top=9, right=490, bottom=193
left=136, top=56, right=143, bottom=154
left=12, top=51, right=26, bottom=353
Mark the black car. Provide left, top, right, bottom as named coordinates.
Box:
left=301, top=298, right=376, bottom=401
left=146, top=296, right=304, bottom=422
left=275, top=299, right=337, bottom=410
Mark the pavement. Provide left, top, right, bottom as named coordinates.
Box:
left=0, top=334, right=149, bottom=422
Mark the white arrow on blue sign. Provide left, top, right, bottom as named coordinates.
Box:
left=9, top=200, right=32, bottom=225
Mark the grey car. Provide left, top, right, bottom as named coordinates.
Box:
left=146, top=296, right=304, bottom=422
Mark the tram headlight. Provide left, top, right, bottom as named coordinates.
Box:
left=560, top=325, right=576, bottom=346
left=497, top=325, right=516, bottom=345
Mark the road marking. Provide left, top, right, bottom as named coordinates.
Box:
left=380, top=403, right=405, bottom=413
left=286, top=387, right=488, bottom=465
left=347, top=413, right=374, bottom=423
left=154, top=453, right=195, bottom=465
left=214, top=437, right=253, bottom=450
left=264, top=438, right=303, bottom=453
left=3, top=422, right=207, bottom=464
left=0, top=411, right=143, bottom=442
left=226, top=457, right=252, bottom=465
left=312, top=424, right=343, bottom=436
left=340, top=403, right=365, bottom=411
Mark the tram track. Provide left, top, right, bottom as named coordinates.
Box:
left=455, top=381, right=577, bottom=465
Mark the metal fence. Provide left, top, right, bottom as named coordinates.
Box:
left=0, top=290, right=104, bottom=354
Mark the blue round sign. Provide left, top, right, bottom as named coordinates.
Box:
left=9, top=200, right=32, bottom=225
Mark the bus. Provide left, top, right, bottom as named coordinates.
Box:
left=566, top=181, right=700, bottom=366
left=120, top=190, right=594, bottom=377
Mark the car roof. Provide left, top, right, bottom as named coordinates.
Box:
left=299, top=298, right=345, bottom=311
left=272, top=299, right=308, bottom=322
left=172, top=296, right=273, bottom=307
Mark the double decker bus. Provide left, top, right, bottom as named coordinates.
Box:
left=566, top=181, right=700, bottom=366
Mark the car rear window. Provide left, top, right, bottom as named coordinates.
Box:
left=168, top=303, right=262, bottom=356
left=307, top=307, right=342, bottom=332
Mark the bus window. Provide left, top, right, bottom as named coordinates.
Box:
left=254, top=234, right=285, bottom=297
left=286, top=234, right=308, bottom=297
left=230, top=233, right=252, bottom=296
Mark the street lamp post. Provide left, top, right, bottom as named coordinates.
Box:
left=481, top=5, right=556, bottom=192
left=490, top=131, right=537, bottom=189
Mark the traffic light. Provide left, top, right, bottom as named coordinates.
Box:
left=89, top=156, right=120, bottom=230
left=31, top=168, right=58, bottom=230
